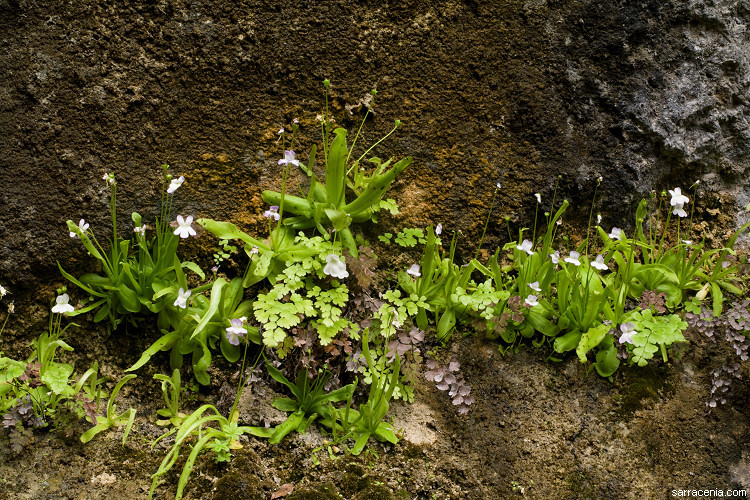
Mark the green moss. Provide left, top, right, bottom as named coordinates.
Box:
left=351, top=484, right=394, bottom=500
left=287, top=482, right=342, bottom=500
left=615, top=364, right=674, bottom=417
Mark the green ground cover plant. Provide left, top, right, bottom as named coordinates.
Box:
left=2, top=82, right=748, bottom=500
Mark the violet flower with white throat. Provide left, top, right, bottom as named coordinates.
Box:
left=174, top=288, right=191, bottom=309
left=550, top=251, right=560, bottom=264
left=608, top=227, right=623, bottom=240
left=278, top=150, right=300, bottom=167
left=167, top=175, right=185, bottom=194
left=263, top=206, right=280, bottom=221
left=225, top=318, right=248, bottom=346
left=70, top=219, right=89, bottom=238
left=524, top=295, right=539, bottom=307
left=174, top=215, right=196, bottom=238
left=591, top=255, right=608, bottom=271
left=619, top=323, right=636, bottom=344
left=51, top=294, right=75, bottom=314
left=564, top=251, right=581, bottom=266
left=516, top=239, right=534, bottom=256
left=323, top=254, right=349, bottom=279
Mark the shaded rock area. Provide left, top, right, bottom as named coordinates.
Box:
left=2, top=0, right=750, bottom=286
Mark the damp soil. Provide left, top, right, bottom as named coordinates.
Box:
left=1, top=284, right=750, bottom=500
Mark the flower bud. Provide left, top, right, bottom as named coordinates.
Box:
left=696, top=283, right=710, bottom=301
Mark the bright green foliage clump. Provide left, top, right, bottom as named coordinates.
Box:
left=251, top=234, right=359, bottom=349
left=625, top=310, right=688, bottom=366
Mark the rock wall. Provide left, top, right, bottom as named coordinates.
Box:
left=1, top=0, right=749, bottom=286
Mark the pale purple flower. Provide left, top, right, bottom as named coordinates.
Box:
left=591, top=255, right=608, bottom=271
left=278, top=150, right=300, bottom=167
left=323, top=254, right=349, bottom=279
left=528, top=281, right=541, bottom=292
left=167, top=175, right=185, bottom=194
left=70, top=219, right=89, bottom=238
left=51, top=294, right=75, bottom=314
left=496, top=182, right=501, bottom=189
left=407, top=264, right=421, bottom=277
left=550, top=251, right=560, bottom=264
left=173, top=215, right=196, bottom=238
left=225, top=318, right=248, bottom=346
left=564, top=251, right=581, bottom=266
left=278, top=127, right=285, bottom=135
left=249, top=245, right=259, bottom=255
left=173, top=288, right=191, bottom=309
left=524, top=295, right=539, bottom=307
left=619, top=323, right=636, bottom=344
left=435, top=224, right=443, bottom=235
left=608, top=227, right=623, bottom=240
left=263, top=206, right=280, bottom=221
left=516, top=239, right=534, bottom=256
left=102, top=173, right=115, bottom=185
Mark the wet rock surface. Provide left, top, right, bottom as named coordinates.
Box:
left=2, top=0, right=750, bottom=286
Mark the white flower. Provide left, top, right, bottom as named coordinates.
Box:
left=564, top=251, right=581, bottom=266
left=134, top=225, right=146, bottom=236
left=167, top=175, right=185, bottom=194
left=7, top=301, right=14, bottom=314
left=70, top=219, right=89, bottom=238
left=436, top=224, right=443, bottom=235
left=535, top=193, right=541, bottom=204
left=278, top=150, right=300, bottom=167
left=608, top=227, right=623, bottom=240
left=263, top=206, right=280, bottom=220
left=0, top=285, right=7, bottom=297
left=556, top=219, right=562, bottom=226
left=619, top=323, right=636, bottom=344
left=278, top=127, right=285, bottom=135
left=516, top=239, right=534, bottom=256
left=173, top=288, right=191, bottom=309
left=669, top=188, right=689, bottom=217
left=550, top=251, right=560, bottom=264
left=249, top=246, right=259, bottom=255
left=597, top=214, right=602, bottom=225
left=225, top=318, right=248, bottom=346
left=102, top=173, right=115, bottom=185
left=174, top=215, right=196, bottom=239
left=528, top=281, right=541, bottom=292
left=51, top=294, right=75, bottom=314
left=323, top=254, right=349, bottom=279
left=407, top=264, right=421, bottom=277
left=682, top=240, right=692, bottom=245
left=496, top=182, right=501, bottom=190
left=524, top=295, right=539, bottom=307
left=591, top=255, right=608, bottom=271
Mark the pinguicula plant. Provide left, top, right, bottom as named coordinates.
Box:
left=1, top=291, right=105, bottom=446
left=60, top=165, right=204, bottom=330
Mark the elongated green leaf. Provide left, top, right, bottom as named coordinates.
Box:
left=127, top=331, right=181, bottom=372
left=190, top=278, right=226, bottom=340
left=326, top=128, right=348, bottom=207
